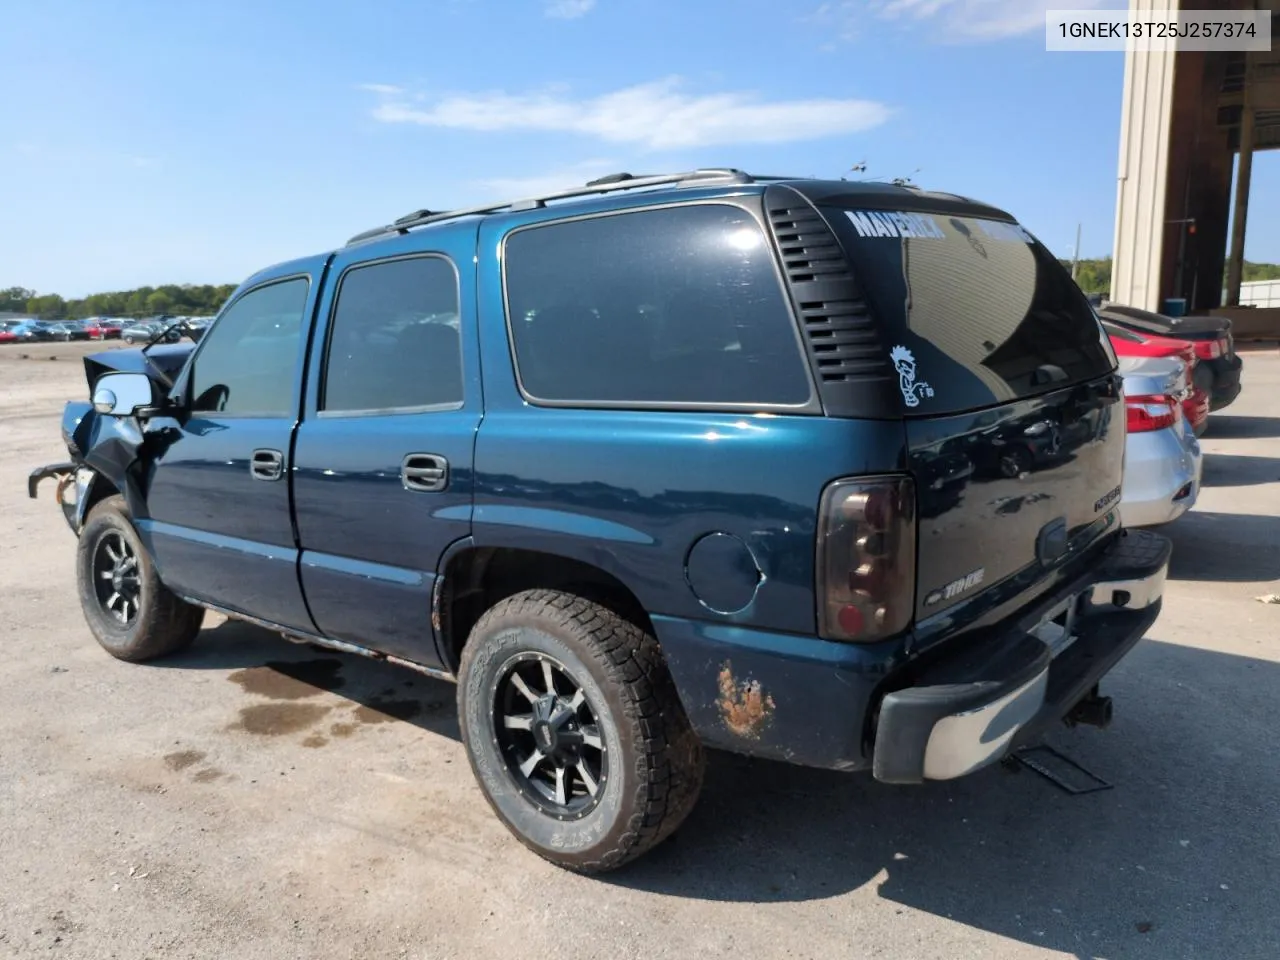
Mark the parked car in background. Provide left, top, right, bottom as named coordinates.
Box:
left=0, top=323, right=20, bottom=344
left=1, top=319, right=50, bottom=342
left=120, top=321, right=180, bottom=344
left=99, top=318, right=124, bottom=339
left=1099, top=305, right=1242, bottom=411
left=38, top=322, right=89, bottom=342
left=1102, top=320, right=1209, bottom=435
left=76, top=318, right=106, bottom=341
left=1118, top=355, right=1202, bottom=528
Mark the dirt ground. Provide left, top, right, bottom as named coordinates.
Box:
left=2, top=342, right=1278, bottom=960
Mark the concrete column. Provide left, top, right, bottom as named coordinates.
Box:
left=1225, top=54, right=1255, bottom=307
left=1110, top=0, right=1178, bottom=310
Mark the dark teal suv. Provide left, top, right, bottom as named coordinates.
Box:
left=31, top=168, right=1169, bottom=871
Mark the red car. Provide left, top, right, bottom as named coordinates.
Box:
left=0, top=328, right=18, bottom=344
left=98, top=319, right=123, bottom=340
left=1103, top=320, right=1208, bottom=435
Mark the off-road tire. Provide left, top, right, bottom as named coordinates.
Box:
left=76, top=496, right=204, bottom=662
left=458, top=589, right=704, bottom=872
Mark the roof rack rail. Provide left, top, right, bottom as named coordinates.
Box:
left=345, top=167, right=763, bottom=246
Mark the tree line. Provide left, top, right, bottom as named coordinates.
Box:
left=0, top=284, right=238, bottom=320
left=1060, top=257, right=1280, bottom=296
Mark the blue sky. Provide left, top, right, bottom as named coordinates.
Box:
left=2, top=0, right=1276, bottom=297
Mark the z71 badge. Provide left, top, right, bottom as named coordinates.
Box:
left=924, top=567, right=986, bottom=607
left=1094, top=485, right=1121, bottom=513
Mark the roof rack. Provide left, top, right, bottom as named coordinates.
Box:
left=345, top=167, right=769, bottom=246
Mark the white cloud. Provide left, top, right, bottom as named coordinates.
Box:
left=366, top=77, right=890, bottom=150
left=472, top=159, right=623, bottom=198
left=811, top=0, right=1115, bottom=43
left=359, top=83, right=404, bottom=95
left=545, top=0, right=595, bottom=18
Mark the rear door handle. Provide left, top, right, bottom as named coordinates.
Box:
left=401, top=453, right=449, bottom=493
left=251, top=448, right=284, bottom=481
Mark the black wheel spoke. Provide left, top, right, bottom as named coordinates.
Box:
left=493, top=651, right=608, bottom=820
left=92, top=532, right=142, bottom=627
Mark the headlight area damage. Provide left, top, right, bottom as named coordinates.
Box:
left=27, top=344, right=193, bottom=533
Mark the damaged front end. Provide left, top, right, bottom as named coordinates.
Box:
left=27, top=344, right=192, bottom=534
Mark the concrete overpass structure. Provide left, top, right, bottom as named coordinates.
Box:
left=1111, top=0, right=1280, bottom=336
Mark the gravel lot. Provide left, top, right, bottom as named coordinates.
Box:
left=2, top=342, right=1278, bottom=960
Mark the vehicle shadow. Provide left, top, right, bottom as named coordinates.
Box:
left=613, top=637, right=1279, bottom=958
left=1200, top=452, right=1280, bottom=487
left=1163, top=511, right=1280, bottom=582
left=148, top=620, right=1279, bottom=957
left=154, top=617, right=462, bottom=742
left=1206, top=414, right=1280, bottom=439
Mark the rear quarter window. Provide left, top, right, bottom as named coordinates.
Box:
left=826, top=207, right=1115, bottom=413
left=502, top=204, right=814, bottom=409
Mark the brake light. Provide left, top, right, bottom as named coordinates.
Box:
left=1125, top=394, right=1180, bottom=433
left=817, top=476, right=916, bottom=642
left=1194, top=339, right=1222, bottom=360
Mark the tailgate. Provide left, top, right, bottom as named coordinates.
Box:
left=907, top=375, right=1124, bottom=618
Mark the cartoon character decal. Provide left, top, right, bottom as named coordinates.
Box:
left=890, top=345, right=934, bottom=408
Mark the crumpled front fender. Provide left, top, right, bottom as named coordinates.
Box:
left=30, top=401, right=160, bottom=533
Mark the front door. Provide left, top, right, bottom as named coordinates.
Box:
left=291, top=229, right=481, bottom=668
left=139, top=260, right=328, bottom=632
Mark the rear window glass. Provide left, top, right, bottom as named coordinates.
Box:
left=503, top=204, right=813, bottom=407
left=827, top=208, right=1114, bottom=412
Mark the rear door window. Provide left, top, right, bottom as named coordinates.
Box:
left=503, top=204, right=813, bottom=408
left=826, top=207, right=1114, bottom=413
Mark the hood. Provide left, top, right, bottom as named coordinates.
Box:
left=83, top=344, right=195, bottom=394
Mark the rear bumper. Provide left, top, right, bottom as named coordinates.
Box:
left=1208, top=355, right=1243, bottom=411
left=655, top=529, right=1170, bottom=777
left=1119, top=424, right=1200, bottom=528
left=872, top=529, right=1170, bottom=783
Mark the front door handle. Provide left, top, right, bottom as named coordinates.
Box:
left=251, top=448, right=284, bottom=481
left=401, top=453, right=448, bottom=493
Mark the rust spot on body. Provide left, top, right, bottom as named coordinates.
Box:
left=717, top=662, right=775, bottom=738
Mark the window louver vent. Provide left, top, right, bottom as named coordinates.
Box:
left=767, top=202, right=889, bottom=385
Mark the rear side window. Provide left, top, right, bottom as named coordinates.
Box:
left=827, top=208, right=1114, bottom=412
left=503, top=204, right=812, bottom=407
left=322, top=256, right=462, bottom=413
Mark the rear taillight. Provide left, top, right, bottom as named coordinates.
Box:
left=1125, top=394, right=1180, bottom=433
left=1194, top=339, right=1222, bottom=360
left=816, top=476, right=916, bottom=642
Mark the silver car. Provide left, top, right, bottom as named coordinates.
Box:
left=1118, top=355, right=1203, bottom=527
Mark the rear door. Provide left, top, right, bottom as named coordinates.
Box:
left=291, top=228, right=481, bottom=669
left=823, top=206, right=1123, bottom=619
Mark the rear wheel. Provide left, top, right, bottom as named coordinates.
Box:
left=76, top=496, right=204, bottom=662
left=458, top=589, right=704, bottom=872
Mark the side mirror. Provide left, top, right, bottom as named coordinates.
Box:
left=91, top=372, right=159, bottom=417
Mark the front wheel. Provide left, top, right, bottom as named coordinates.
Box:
left=458, top=590, right=704, bottom=872
left=77, top=496, right=204, bottom=662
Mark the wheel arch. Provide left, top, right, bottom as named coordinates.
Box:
left=436, top=544, right=656, bottom=674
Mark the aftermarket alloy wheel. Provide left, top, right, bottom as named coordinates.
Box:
left=458, top=590, right=704, bottom=872
left=76, top=496, right=204, bottom=662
